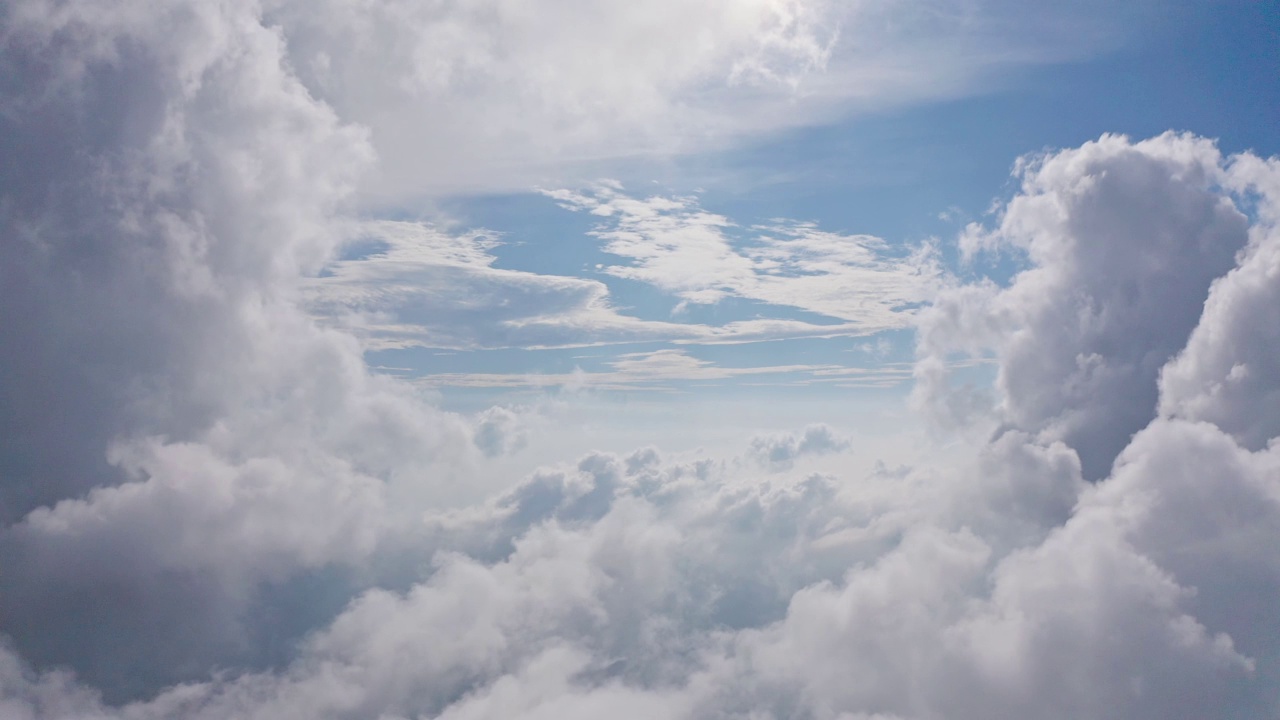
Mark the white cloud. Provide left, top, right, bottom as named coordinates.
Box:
left=548, top=186, right=941, bottom=328
left=403, top=350, right=940, bottom=392
left=749, top=424, right=850, bottom=470
left=8, top=404, right=1276, bottom=718
left=262, top=0, right=838, bottom=196
left=0, top=0, right=478, bottom=695
left=474, top=406, right=531, bottom=459
left=1158, top=154, right=1280, bottom=450
left=259, top=0, right=1148, bottom=197
left=917, top=133, right=1249, bottom=479
left=3, top=0, right=1280, bottom=717
left=305, top=219, right=923, bottom=352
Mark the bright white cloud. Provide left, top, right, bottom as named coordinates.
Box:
left=7, top=409, right=1276, bottom=718
left=260, top=0, right=1146, bottom=196
left=306, top=217, right=931, bottom=353
left=547, top=185, right=941, bottom=327
left=262, top=0, right=837, bottom=195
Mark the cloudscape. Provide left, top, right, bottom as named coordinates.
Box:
left=2, top=1, right=1279, bottom=718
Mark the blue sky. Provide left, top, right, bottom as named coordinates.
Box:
left=328, top=0, right=1278, bottom=421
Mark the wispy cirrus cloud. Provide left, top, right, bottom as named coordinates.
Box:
left=409, top=348, right=869, bottom=392
left=545, top=185, right=941, bottom=324
left=305, top=212, right=937, bottom=354
left=264, top=0, right=1154, bottom=197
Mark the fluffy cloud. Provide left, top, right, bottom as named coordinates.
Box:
left=1158, top=154, right=1280, bottom=450
left=473, top=406, right=531, bottom=458
left=749, top=424, right=850, bottom=470
left=0, top=0, right=477, bottom=696
left=6, top=412, right=1275, bottom=718
left=918, top=133, right=1249, bottom=479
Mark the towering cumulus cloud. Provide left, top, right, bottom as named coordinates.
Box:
left=0, top=0, right=476, bottom=698
left=2, top=1, right=1280, bottom=720
left=917, top=134, right=1249, bottom=479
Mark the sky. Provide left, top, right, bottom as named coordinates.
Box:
left=2, top=1, right=1279, bottom=719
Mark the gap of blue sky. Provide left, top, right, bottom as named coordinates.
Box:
left=324, top=0, right=1280, bottom=413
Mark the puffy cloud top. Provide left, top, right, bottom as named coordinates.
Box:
left=921, top=133, right=1248, bottom=479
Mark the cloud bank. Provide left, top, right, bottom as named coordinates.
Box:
left=2, top=2, right=1278, bottom=720
left=262, top=0, right=1148, bottom=196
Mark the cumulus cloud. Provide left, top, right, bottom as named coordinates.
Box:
left=473, top=406, right=531, bottom=459
left=0, top=0, right=477, bottom=696
left=6, top=410, right=1276, bottom=718
left=749, top=424, right=850, bottom=470
left=1158, top=153, right=1280, bottom=450
left=918, top=133, right=1249, bottom=479
left=2, top=0, right=1279, bottom=718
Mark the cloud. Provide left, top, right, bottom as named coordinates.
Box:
left=724, top=429, right=1265, bottom=719
left=473, top=406, right=531, bottom=459
left=261, top=0, right=1152, bottom=196
left=749, top=424, right=850, bottom=470
left=546, top=185, right=941, bottom=327
left=263, top=0, right=838, bottom=196
left=1158, top=153, right=1280, bottom=450
left=917, top=132, right=1249, bottom=479
left=3, top=0, right=1280, bottom=717
left=306, top=215, right=934, bottom=353
left=0, top=0, right=478, bottom=696
left=408, top=349, right=918, bottom=392
left=6, top=408, right=1276, bottom=718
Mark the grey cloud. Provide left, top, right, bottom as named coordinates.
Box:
left=2, top=408, right=1280, bottom=718
left=749, top=424, right=850, bottom=470
left=919, top=133, right=1249, bottom=479
left=473, top=407, right=530, bottom=459
left=0, top=0, right=477, bottom=698
left=1159, top=155, right=1280, bottom=449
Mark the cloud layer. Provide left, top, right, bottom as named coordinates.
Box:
left=304, top=215, right=934, bottom=353
left=262, top=0, right=1148, bottom=196
left=6, top=127, right=1280, bottom=718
